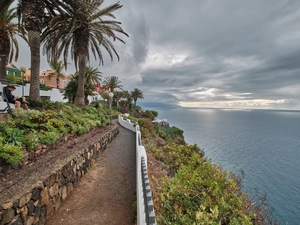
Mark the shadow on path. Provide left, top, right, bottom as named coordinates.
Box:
left=47, top=120, right=136, bottom=225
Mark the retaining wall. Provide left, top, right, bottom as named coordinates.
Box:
left=0, top=126, right=118, bottom=225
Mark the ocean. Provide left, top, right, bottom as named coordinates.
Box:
left=141, top=104, right=300, bottom=225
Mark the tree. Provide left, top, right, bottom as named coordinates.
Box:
left=102, top=76, right=123, bottom=92
left=131, top=88, right=144, bottom=109
left=63, top=73, right=94, bottom=104
left=48, top=60, right=66, bottom=89
left=17, top=0, right=45, bottom=100
left=0, top=0, right=14, bottom=11
left=85, top=65, right=102, bottom=85
left=42, top=0, right=128, bottom=106
left=123, top=90, right=132, bottom=111
left=17, top=0, right=74, bottom=100
left=0, top=5, right=19, bottom=83
left=113, top=90, right=124, bottom=108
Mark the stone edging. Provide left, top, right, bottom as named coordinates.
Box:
left=0, top=126, right=118, bottom=225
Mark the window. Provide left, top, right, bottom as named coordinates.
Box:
left=40, top=79, right=44, bottom=84
left=63, top=80, right=68, bottom=88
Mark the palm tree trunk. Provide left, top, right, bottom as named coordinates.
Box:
left=0, top=54, right=7, bottom=84
left=28, top=30, right=41, bottom=101
left=56, top=77, right=59, bottom=89
left=74, top=54, right=86, bottom=106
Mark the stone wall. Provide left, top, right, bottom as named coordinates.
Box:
left=0, top=126, right=118, bottom=225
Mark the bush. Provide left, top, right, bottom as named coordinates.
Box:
left=0, top=142, right=23, bottom=165
left=153, top=143, right=203, bottom=176
left=156, top=154, right=253, bottom=225
left=1, top=102, right=111, bottom=164
left=24, top=131, right=39, bottom=151
left=5, top=128, right=25, bottom=146
left=38, top=131, right=60, bottom=145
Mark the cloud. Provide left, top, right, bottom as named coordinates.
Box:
left=11, top=0, right=300, bottom=110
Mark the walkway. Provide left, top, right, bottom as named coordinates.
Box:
left=47, top=120, right=136, bottom=225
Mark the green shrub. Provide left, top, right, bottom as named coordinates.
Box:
left=153, top=143, right=203, bottom=176
left=1, top=102, right=112, bottom=163
left=0, top=143, right=23, bottom=165
left=156, top=154, right=253, bottom=225
left=38, top=131, right=60, bottom=145
left=12, top=108, right=30, bottom=118
left=24, top=131, right=39, bottom=151
left=149, top=110, right=158, bottom=118
left=5, top=128, right=25, bottom=146
left=159, top=126, right=185, bottom=143
left=77, top=126, right=88, bottom=135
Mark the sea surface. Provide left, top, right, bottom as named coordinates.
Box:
left=141, top=104, right=300, bottom=225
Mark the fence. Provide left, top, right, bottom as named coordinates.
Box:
left=118, top=115, right=157, bottom=225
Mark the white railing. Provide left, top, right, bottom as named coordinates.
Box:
left=118, top=115, right=157, bottom=225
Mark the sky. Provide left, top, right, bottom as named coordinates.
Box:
left=14, top=0, right=300, bottom=110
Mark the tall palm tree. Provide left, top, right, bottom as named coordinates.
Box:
left=17, top=0, right=45, bottom=100
left=85, top=65, right=102, bottom=85
left=131, top=88, right=144, bottom=108
left=48, top=60, right=66, bottom=89
left=102, top=76, right=123, bottom=92
left=0, top=5, right=19, bottom=84
left=17, top=0, right=73, bottom=100
left=41, top=0, right=128, bottom=106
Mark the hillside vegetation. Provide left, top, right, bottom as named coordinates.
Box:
left=132, top=110, right=279, bottom=225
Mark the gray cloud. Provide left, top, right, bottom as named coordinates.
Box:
left=12, top=0, right=300, bottom=110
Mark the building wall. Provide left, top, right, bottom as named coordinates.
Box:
left=40, top=71, right=71, bottom=89
left=6, top=64, right=21, bottom=78
left=23, top=69, right=71, bottom=89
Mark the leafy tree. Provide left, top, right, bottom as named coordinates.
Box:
left=131, top=88, right=144, bottom=108
left=42, top=0, right=128, bottom=106
left=102, top=76, right=123, bottom=92
left=48, top=60, right=66, bottom=88
left=0, top=5, right=19, bottom=83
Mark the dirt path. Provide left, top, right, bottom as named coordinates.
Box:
left=47, top=121, right=136, bottom=225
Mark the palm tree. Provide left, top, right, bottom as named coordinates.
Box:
left=85, top=66, right=102, bottom=85
left=123, top=90, right=132, bottom=110
left=131, top=88, right=144, bottom=108
left=0, top=5, right=19, bottom=83
left=113, top=90, right=124, bottom=108
left=102, top=76, right=123, bottom=92
left=17, top=0, right=45, bottom=100
left=17, top=0, right=74, bottom=100
left=0, top=0, right=14, bottom=12
left=41, top=0, right=128, bottom=106
left=48, top=60, right=67, bottom=89
left=63, top=72, right=95, bottom=104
